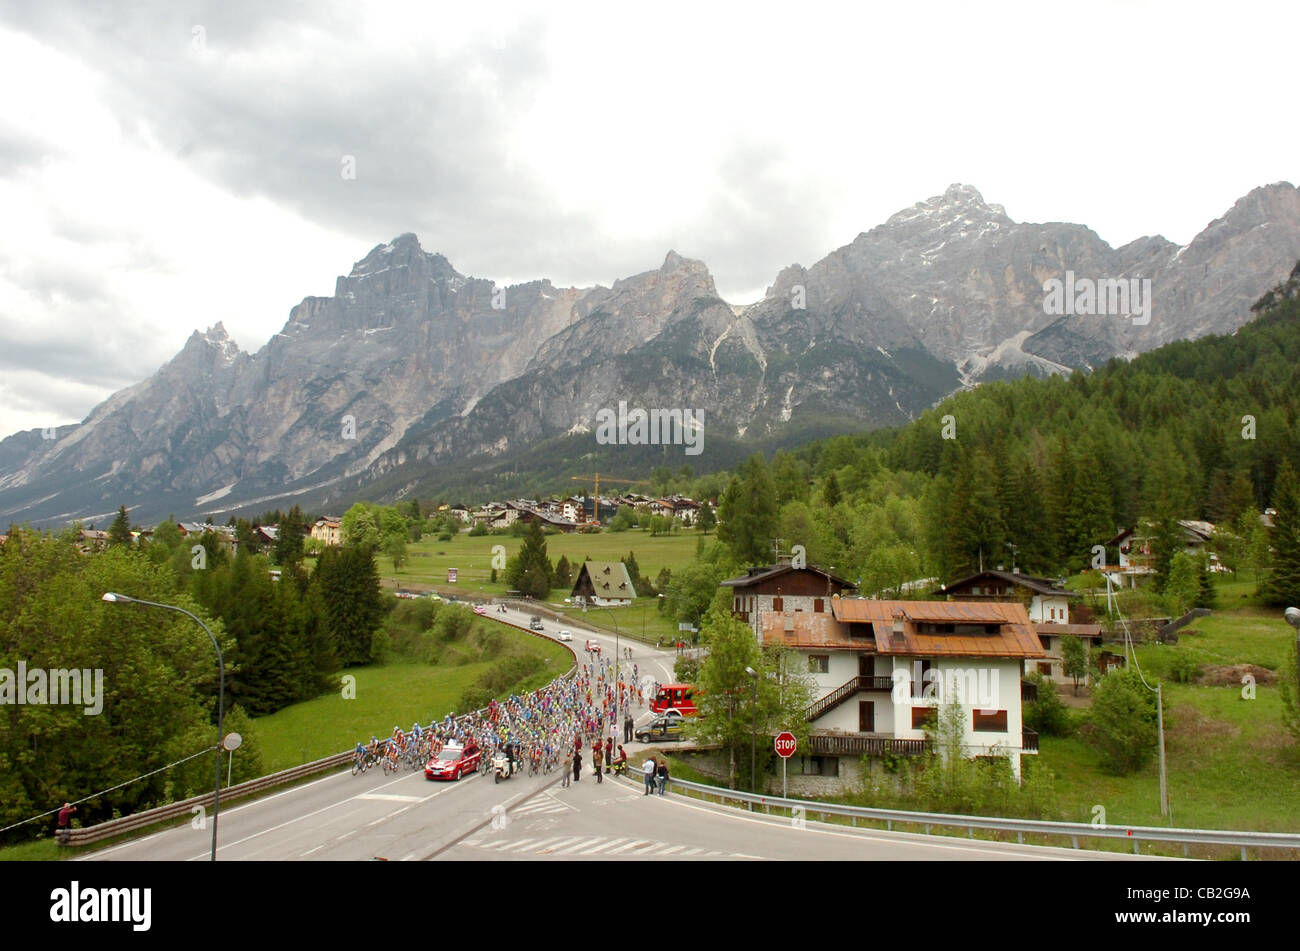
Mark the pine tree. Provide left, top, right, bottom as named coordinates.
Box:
left=1262, top=460, right=1300, bottom=606
left=696, top=501, right=716, bottom=534
left=108, top=505, right=132, bottom=547
left=554, top=555, right=572, bottom=589
left=716, top=455, right=778, bottom=565
left=506, top=521, right=553, bottom=599
left=823, top=471, right=842, bottom=508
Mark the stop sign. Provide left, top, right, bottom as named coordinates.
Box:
left=774, top=732, right=797, bottom=758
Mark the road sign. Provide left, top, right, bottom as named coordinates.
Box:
left=447, top=568, right=458, bottom=583
left=774, top=732, right=797, bottom=758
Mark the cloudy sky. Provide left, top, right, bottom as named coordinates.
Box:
left=1, top=0, right=1297, bottom=438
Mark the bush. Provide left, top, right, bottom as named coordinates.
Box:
left=1168, top=650, right=1203, bottom=684
left=1086, top=669, right=1158, bottom=775
left=1023, top=675, right=1072, bottom=736
left=369, top=628, right=391, bottom=664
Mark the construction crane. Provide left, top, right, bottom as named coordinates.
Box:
left=570, top=473, right=652, bottom=526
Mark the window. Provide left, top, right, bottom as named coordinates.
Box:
left=858, top=654, right=875, bottom=676
left=911, top=659, right=932, bottom=698
left=973, top=709, right=1008, bottom=732
left=1038, top=635, right=1051, bottom=651
left=773, top=596, right=783, bottom=612
left=813, top=598, right=825, bottom=613
left=808, top=654, right=829, bottom=674
left=798, top=756, right=839, bottom=777
left=911, top=706, right=936, bottom=729
left=1036, top=662, right=1052, bottom=675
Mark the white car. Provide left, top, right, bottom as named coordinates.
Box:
left=557, top=630, right=573, bottom=641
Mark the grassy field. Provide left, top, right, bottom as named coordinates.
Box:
left=373, top=526, right=707, bottom=596
left=1031, top=608, right=1300, bottom=833
left=253, top=628, right=573, bottom=772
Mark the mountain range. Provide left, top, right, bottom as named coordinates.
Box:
left=4, top=181, right=1299, bottom=527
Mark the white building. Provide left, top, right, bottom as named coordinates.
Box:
left=756, top=598, right=1045, bottom=791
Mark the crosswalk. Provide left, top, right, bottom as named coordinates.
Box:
left=508, top=796, right=576, bottom=818
left=462, top=833, right=736, bottom=857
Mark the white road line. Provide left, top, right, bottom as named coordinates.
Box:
left=556, top=835, right=608, bottom=854
left=681, top=847, right=703, bottom=856
left=504, top=838, right=542, bottom=852
left=522, top=836, right=567, bottom=852
left=656, top=844, right=686, bottom=855
left=580, top=837, right=633, bottom=854
left=301, top=844, right=325, bottom=856
left=606, top=840, right=647, bottom=854
left=337, top=830, right=356, bottom=840
left=536, top=836, right=584, bottom=853
left=358, top=793, right=423, bottom=802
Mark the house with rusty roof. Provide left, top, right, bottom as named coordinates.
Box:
left=721, top=562, right=857, bottom=639
left=934, top=569, right=1119, bottom=686
left=570, top=561, right=637, bottom=605
left=752, top=596, right=1046, bottom=793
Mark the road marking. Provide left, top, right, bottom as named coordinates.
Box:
left=657, top=844, right=686, bottom=855
left=580, top=837, right=633, bottom=854
left=337, top=830, right=356, bottom=840
left=358, top=793, right=423, bottom=802
left=606, top=840, right=646, bottom=854
left=535, top=836, right=584, bottom=853
left=301, top=844, right=325, bottom=856
left=555, top=835, right=607, bottom=854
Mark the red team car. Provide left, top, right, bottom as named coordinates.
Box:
left=424, top=739, right=481, bottom=780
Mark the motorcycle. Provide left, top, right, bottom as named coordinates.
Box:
left=492, top=750, right=513, bottom=784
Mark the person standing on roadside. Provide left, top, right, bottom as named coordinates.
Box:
left=592, top=741, right=603, bottom=784
left=573, top=742, right=582, bottom=783
left=604, top=736, right=613, bottom=773
left=623, top=712, right=633, bottom=743
left=656, top=758, right=669, bottom=795
left=56, top=802, right=77, bottom=841
left=643, top=756, right=656, bottom=795
left=561, top=748, right=572, bottom=788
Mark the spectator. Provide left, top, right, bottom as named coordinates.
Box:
left=643, top=756, right=656, bottom=795
left=572, top=746, right=582, bottom=783
left=656, top=759, right=669, bottom=795
left=604, top=737, right=613, bottom=773
left=592, top=742, right=603, bottom=784
left=56, top=802, right=76, bottom=841
left=561, top=749, right=571, bottom=788
left=623, top=712, right=633, bottom=743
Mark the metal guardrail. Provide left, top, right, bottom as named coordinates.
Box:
left=649, top=777, right=1300, bottom=859
left=59, top=747, right=369, bottom=847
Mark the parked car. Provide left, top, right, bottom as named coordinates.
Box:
left=634, top=712, right=686, bottom=743
left=557, top=630, right=573, bottom=641
left=425, top=740, right=481, bottom=781
left=529, top=617, right=545, bottom=631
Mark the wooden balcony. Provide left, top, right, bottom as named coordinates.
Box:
left=807, top=733, right=929, bottom=757
left=1022, top=727, right=1039, bottom=752
left=1021, top=680, right=1038, bottom=703
left=805, top=675, right=895, bottom=721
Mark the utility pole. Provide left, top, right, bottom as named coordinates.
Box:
left=1156, top=682, right=1168, bottom=817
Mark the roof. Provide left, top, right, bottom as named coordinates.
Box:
left=756, top=599, right=1048, bottom=659
left=936, top=570, right=1075, bottom=599
left=573, top=561, right=638, bottom=599
left=720, top=563, right=857, bottom=591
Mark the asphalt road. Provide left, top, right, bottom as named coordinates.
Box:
left=83, top=603, right=676, bottom=861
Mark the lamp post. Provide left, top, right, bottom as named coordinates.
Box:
left=1286, top=607, right=1300, bottom=700
left=102, top=592, right=225, bottom=861
left=745, top=666, right=759, bottom=793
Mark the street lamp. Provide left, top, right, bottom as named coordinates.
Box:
left=1286, top=608, right=1300, bottom=700
left=745, top=666, right=759, bottom=793
left=102, top=592, right=225, bottom=861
